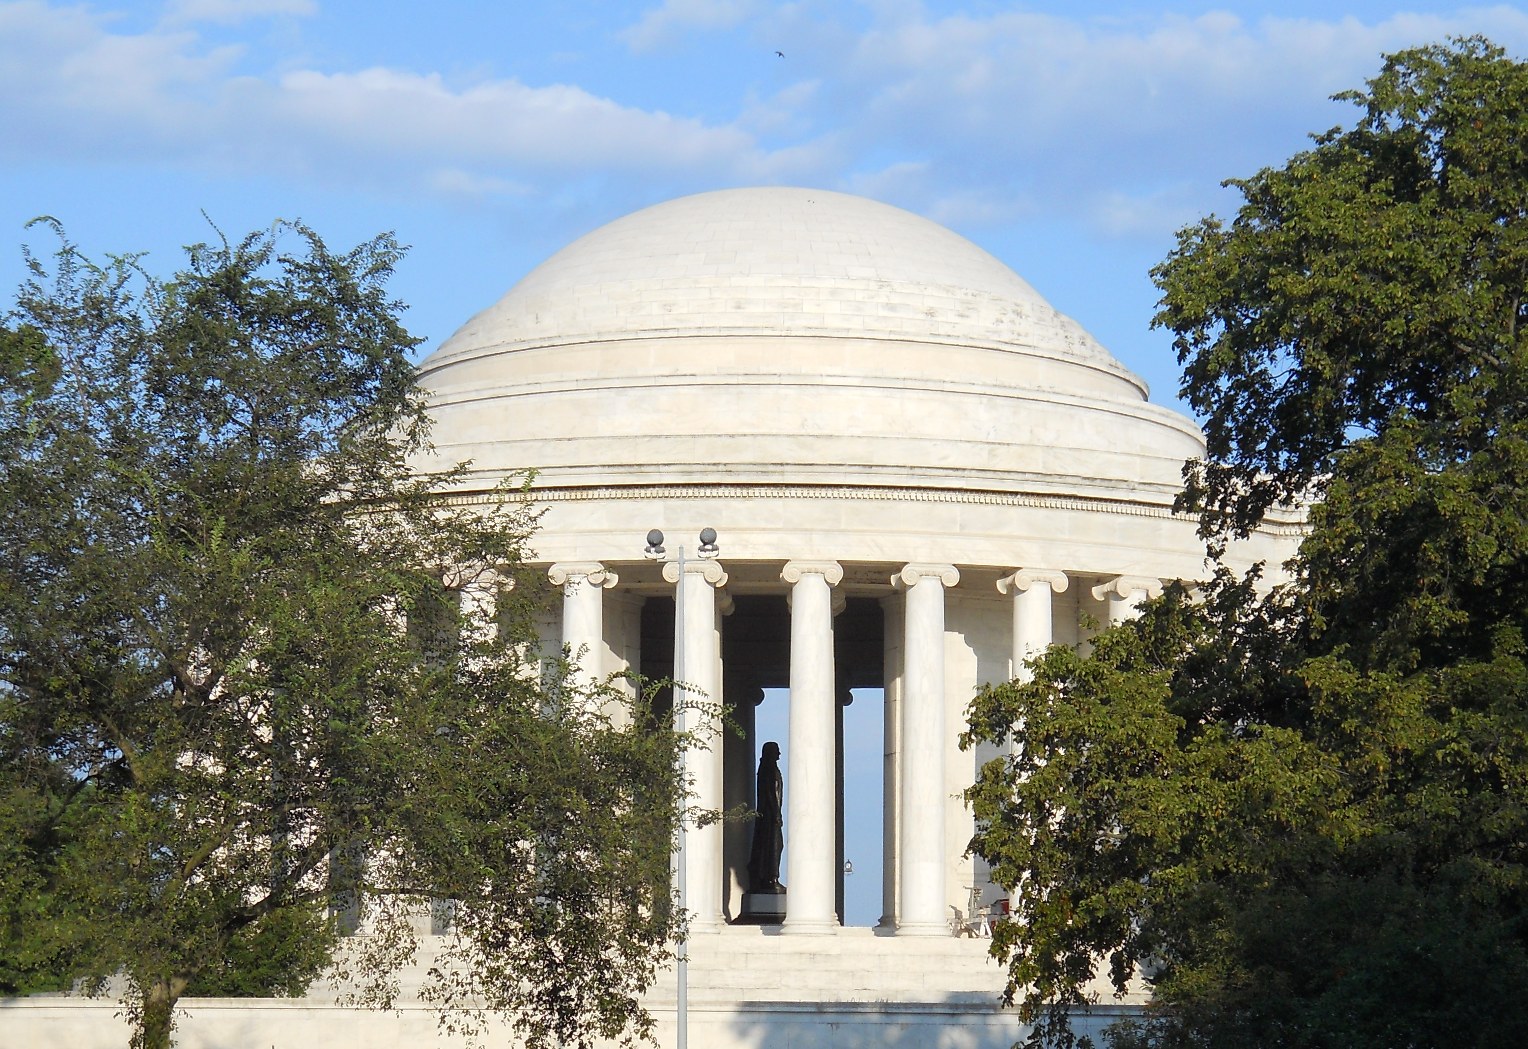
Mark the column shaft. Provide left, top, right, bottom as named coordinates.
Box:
left=782, top=561, right=842, bottom=933
left=666, top=559, right=728, bottom=930
left=895, top=563, right=958, bottom=935
left=459, top=572, right=499, bottom=651
left=998, top=570, right=1068, bottom=683
left=548, top=562, right=616, bottom=690
left=880, top=596, right=902, bottom=928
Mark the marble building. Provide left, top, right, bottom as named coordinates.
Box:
left=402, top=186, right=1303, bottom=1044
left=3, top=187, right=1303, bottom=1048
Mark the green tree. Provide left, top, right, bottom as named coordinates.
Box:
left=0, top=223, right=684, bottom=1049
left=965, top=38, right=1528, bottom=1049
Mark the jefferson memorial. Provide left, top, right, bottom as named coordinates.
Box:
left=407, top=186, right=1301, bottom=1045
left=7, top=187, right=1302, bottom=1047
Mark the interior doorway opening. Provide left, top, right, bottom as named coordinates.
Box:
left=747, top=594, right=886, bottom=927
left=644, top=590, right=888, bottom=927
left=754, top=685, right=884, bottom=926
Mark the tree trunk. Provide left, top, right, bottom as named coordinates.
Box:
left=135, top=978, right=181, bottom=1049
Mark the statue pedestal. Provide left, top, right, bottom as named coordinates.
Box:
left=738, top=890, right=787, bottom=924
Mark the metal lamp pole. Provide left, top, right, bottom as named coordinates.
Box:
left=673, top=539, right=687, bottom=1049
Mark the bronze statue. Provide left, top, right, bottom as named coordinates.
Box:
left=747, top=741, right=784, bottom=893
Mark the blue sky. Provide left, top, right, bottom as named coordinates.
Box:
left=7, top=1, right=1528, bottom=405
left=7, top=1, right=1528, bottom=927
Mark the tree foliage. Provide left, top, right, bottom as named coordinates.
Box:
left=966, top=38, right=1528, bottom=1049
left=0, top=222, right=684, bottom=1049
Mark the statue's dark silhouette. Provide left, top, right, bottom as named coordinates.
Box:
left=747, top=741, right=784, bottom=892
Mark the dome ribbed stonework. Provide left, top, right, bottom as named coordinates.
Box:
left=415, top=187, right=1204, bottom=500
left=426, top=188, right=1136, bottom=385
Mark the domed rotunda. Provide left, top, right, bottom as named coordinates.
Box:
left=412, top=187, right=1301, bottom=1046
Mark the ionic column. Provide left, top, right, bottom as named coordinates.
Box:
left=1091, top=576, right=1164, bottom=626
left=455, top=569, right=499, bottom=651
left=547, top=562, right=618, bottom=689
left=893, top=562, right=959, bottom=935
left=664, top=558, right=728, bottom=930
left=996, top=569, right=1069, bottom=682
left=878, top=595, right=903, bottom=929
left=712, top=588, right=734, bottom=914
left=781, top=560, right=843, bottom=934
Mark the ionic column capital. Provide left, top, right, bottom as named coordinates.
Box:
left=1091, top=575, right=1164, bottom=602
left=457, top=564, right=503, bottom=600
left=997, top=568, right=1070, bottom=596
left=547, top=561, right=619, bottom=589
left=891, top=563, right=960, bottom=590
left=663, top=559, right=728, bottom=587
left=781, top=560, right=844, bottom=586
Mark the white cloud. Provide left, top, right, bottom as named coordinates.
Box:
left=845, top=159, right=934, bottom=203
left=269, top=67, right=760, bottom=173
left=0, top=2, right=780, bottom=192
left=621, top=0, right=762, bottom=52
left=737, top=78, right=821, bottom=135
left=0, top=1, right=240, bottom=153
left=821, top=5, right=1528, bottom=237
left=9, top=0, right=1528, bottom=243
left=927, top=189, right=1035, bottom=230
left=1088, top=187, right=1216, bottom=239
left=164, top=0, right=315, bottom=25
left=426, top=168, right=532, bottom=200
left=841, top=163, right=1037, bottom=232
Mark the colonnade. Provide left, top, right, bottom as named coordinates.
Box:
left=545, top=559, right=1164, bottom=936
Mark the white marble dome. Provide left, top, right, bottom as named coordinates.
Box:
left=416, top=187, right=1206, bottom=512
left=428, top=187, right=1133, bottom=382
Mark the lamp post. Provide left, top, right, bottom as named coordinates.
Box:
left=643, top=527, right=718, bottom=1049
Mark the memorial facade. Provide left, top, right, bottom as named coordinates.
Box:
left=403, top=186, right=1303, bottom=1043
left=413, top=185, right=1300, bottom=937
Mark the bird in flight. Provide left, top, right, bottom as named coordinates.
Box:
left=775, top=50, right=784, bottom=57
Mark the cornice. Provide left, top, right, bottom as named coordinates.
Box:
left=435, top=480, right=1290, bottom=525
